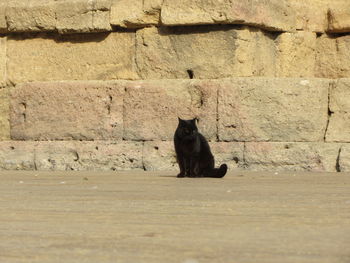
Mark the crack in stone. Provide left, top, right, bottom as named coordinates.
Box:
left=324, top=81, right=335, bottom=141
left=33, top=144, right=38, bottom=170
left=21, top=102, right=27, bottom=122
left=242, top=142, right=247, bottom=169
left=336, top=147, right=342, bottom=172
left=73, top=151, right=80, bottom=162
left=141, top=141, right=146, bottom=171
left=107, top=94, right=112, bottom=115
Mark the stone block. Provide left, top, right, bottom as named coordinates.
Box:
left=35, top=141, right=82, bottom=171
left=6, top=0, right=56, bottom=32
left=0, top=37, right=6, bottom=84
left=35, top=141, right=143, bottom=171
left=123, top=80, right=217, bottom=141
left=0, top=2, right=7, bottom=33
left=0, top=88, right=10, bottom=140
left=10, top=81, right=124, bottom=140
left=136, top=26, right=275, bottom=79
left=339, top=144, right=350, bottom=172
left=290, top=0, right=329, bottom=32
left=275, top=32, right=316, bottom=77
left=0, top=141, right=36, bottom=170
left=7, top=32, right=137, bottom=83
left=143, top=141, right=244, bottom=172
left=210, top=142, right=245, bottom=171
left=110, top=0, right=161, bottom=28
left=161, top=0, right=296, bottom=32
left=56, top=0, right=112, bottom=34
left=245, top=142, right=341, bottom=172
left=326, top=79, right=350, bottom=142
left=218, top=78, right=329, bottom=142
left=316, top=35, right=350, bottom=78
left=143, top=141, right=177, bottom=171
left=327, top=2, right=350, bottom=33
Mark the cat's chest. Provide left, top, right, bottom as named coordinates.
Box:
left=180, top=137, right=200, bottom=154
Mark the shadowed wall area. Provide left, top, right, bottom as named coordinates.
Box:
left=1, top=0, right=350, bottom=172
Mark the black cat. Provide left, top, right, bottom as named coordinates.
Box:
left=174, top=118, right=227, bottom=178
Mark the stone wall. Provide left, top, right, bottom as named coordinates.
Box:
left=1, top=0, right=350, bottom=172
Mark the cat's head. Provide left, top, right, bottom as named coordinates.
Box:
left=177, top=117, right=198, bottom=138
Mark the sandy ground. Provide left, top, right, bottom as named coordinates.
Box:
left=0, top=171, right=349, bottom=263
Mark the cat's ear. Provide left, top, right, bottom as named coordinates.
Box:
left=191, top=117, right=198, bottom=124
left=178, top=117, right=185, bottom=125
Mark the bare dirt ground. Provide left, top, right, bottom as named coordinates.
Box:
left=0, top=171, right=349, bottom=263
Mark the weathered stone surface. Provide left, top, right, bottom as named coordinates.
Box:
left=316, top=35, right=350, bottom=78
left=161, top=0, right=296, bottom=32
left=245, top=142, right=341, bottom=172
left=0, top=88, right=10, bottom=140
left=290, top=0, right=328, bottom=32
left=35, top=141, right=82, bottom=171
left=110, top=0, right=161, bottom=28
left=0, top=141, right=36, bottom=170
left=10, top=81, right=124, bottom=140
left=143, top=141, right=177, bottom=171
left=143, top=141, right=244, bottom=171
left=210, top=142, right=245, bottom=170
left=0, top=3, right=7, bottom=33
left=339, top=144, right=350, bottom=172
left=123, top=80, right=217, bottom=141
left=7, top=32, right=137, bottom=83
left=218, top=78, right=329, bottom=142
left=6, top=0, right=56, bottom=32
left=275, top=32, right=316, bottom=77
left=35, top=141, right=143, bottom=171
left=327, top=1, right=350, bottom=33
left=0, top=37, right=6, bottom=84
left=56, top=0, right=112, bottom=34
left=5, top=0, right=112, bottom=33
left=326, top=79, right=350, bottom=142
left=136, top=26, right=275, bottom=79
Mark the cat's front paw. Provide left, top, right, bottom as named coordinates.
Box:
left=177, top=173, right=185, bottom=178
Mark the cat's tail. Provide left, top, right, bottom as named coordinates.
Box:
left=207, top=164, right=228, bottom=178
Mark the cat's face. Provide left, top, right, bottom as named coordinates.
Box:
left=177, top=118, right=198, bottom=138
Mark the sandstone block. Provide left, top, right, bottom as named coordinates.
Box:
left=0, top=141, right=36, bottom=170
left=143, top=141, right=177, bottom=171
left=326, top=79, right=350, bottom=142
left=0, top=3, right=7, bottom=33
left=161, top=0, right=296, bottom=32
left=35, top=141, right=143, bottom=171
left=7, top=32, right=137, bottom=83
left=35, top=141, right=82, bottom=171
left=10, top=81, right=124, bottom=140
left=0, top=88, right=10, bottom=140
left=290, top=0, right=328, bottom=32
left=56, top=0, right=112, bottom=34
left=143, top=141, right=244, bottom=172
left=218, top=78, right=329, bottom=142
left=316, top=35, right=350, bottom=78
left=339, top=144, right=350, bottom=172
left=6, top=0, right=56, bottom=32
left=327, top=2, right=350, bottom=33
left=275, top=32, right=316, bottom=77
left=110, top=0, right=161, bottom=28
left=123, top=80, right=217, bottom=141
left=210, top=142, right=245, bottom=171
left=245, top=142, right=341, bottom=172
left=0, top=37, right=6, bottom=84
left=136, top=26, right=275, bottom=79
